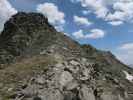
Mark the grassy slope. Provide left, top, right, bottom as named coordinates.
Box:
left=0, top=55, right=57, bottom=99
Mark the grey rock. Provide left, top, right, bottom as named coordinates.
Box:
left=79, top=85, right=95, bottom=100
left=39, top=89, right=63, bottom=100
left=69, top=60, right=80, bottom=66
left=21, top=84, right=39, bottom=97
left=59, top=71, right=73, bottom=87
left=65, top=80, right=78, bottom=90
left=35, top=76, right=45, bottom=85
left=100, top=93, right=123, bottom=100
left=0, top=12, right=133, bottom=100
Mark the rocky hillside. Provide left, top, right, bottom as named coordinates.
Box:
left=0, top=12, right=133, bottom=100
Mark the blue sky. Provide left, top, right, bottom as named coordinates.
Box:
left=0, top=0, right=133, bottom=64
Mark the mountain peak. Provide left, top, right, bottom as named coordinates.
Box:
left=0, top=12, right=82, bottom=64
left=0, top=12, right=59, bottom=63
left=0, top=12, right=133, bottom=100
left=1, top=12, right=55, bottom=37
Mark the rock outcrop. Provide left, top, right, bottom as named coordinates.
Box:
left=0, top=12, right=133, bottom=100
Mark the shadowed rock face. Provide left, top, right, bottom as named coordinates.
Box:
left=0, top=12, right=82, bottom=64
left=0, top=12, right=133, bottom=100
left=0, top=12, right=57, bottom=63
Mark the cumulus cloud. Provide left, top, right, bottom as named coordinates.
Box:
left=115, top=43, right=133, bottom=65
left=72, top=29, right=105, bottom=39
left=73, top=15, right=92, bottom=26
left=36, top=2, right=65, bottom=31
left=72, top=30, right=85, bottom=39
left=88, top=29, right=105, bottom=39
left=77, top=0, right=108, bottom=18
left=0, top=0, right=17, bottom=32
left=71, top=0, right=133, bottom=26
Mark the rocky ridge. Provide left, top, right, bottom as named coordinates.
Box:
left=0, top=12, right=133, bottom=100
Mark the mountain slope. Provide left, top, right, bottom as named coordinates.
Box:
left=0, top=12, right=133, bottom=100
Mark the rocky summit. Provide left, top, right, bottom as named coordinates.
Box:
left=0, top=12, right=133, bottom=100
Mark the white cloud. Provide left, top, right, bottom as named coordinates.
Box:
left=77, top=0, right=108, bottom=18
left=0, top=0, right=17, bottom=32
left=73, top=15, right=92, bottom=26
left=109, top=21, right=123, bottom=26
left=116, top=53, right=133, bottom=65
left=72, top=30, right=84, bottom=39
left=72, top=29, right=105, bottom=39
left=115, top=43, right=133, bottom=65
left=120, top=43, right=133, bottom=50
left=71, top=0, right=133, bottom=26
left=55, top=26, right=64, bottom=32
left=88, top=29, right=105, bottom=39
left=64, top=32, right=70, bottom=36
left=36, top=2, right=65, bottom=31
